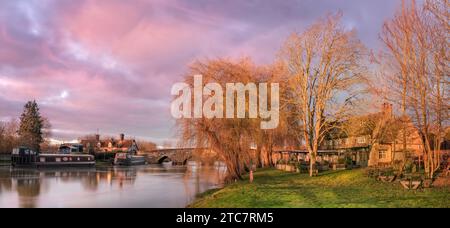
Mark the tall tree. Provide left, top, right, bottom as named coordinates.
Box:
left=280, top=12, right=367, bottom=176
left=176, top=58, right=260, bottom=180
left=379, top=0, right=449, bottom=178
left=380, top=0, right=416, bottom=155
left=18, top=101, right=44, bottom=153
left=0, top=123, right=5, bottom=153
left=260, top=62, right=307, bottom=167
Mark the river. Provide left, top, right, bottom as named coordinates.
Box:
left=0, top=162, right=226, bottom=208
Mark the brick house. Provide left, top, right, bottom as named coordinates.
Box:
left=81, top=133, right=139, bottom=155
left=320, top=103, right=425, bottom=167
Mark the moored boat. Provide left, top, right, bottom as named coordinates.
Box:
left=113, top=152, right=147, bottom=166
left=11, top=147, right=95, bottom=168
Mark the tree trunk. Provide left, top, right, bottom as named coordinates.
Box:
left=255, top=145, right=263, bottom=168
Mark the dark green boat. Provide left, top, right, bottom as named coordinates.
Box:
left=113, top=152, right=147, bottom=166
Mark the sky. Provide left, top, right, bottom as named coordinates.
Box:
left=0, top=0, right=403, bottom=145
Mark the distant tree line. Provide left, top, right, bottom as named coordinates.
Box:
left=0, top=119, right=19, bottom=154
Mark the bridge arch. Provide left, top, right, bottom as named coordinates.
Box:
left=157, top=156, right=172, bottom=164
left=146, top=148, right=199, bottom=165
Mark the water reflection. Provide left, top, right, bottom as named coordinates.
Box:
left=0, top=162, right=226, bottom=208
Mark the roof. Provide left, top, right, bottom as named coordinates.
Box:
left=80, top=138, right=137, bottom=149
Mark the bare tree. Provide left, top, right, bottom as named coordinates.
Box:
left=0, top=122, right=5, bottom=154
left=162, top=140, right=174, bottom=149
left=137, top=140, right=157, bottom=152
left=39, top=117, right=53, bottom=152
left=379, top=0, right=417, bottom=155
left=0, top=119, right=19, bottom=154
left=379, top=0, right=449, bottom=178
left=425, top=0, right=449, bottom=28
left=280, top=12, right=367, bottom=176
left=252, top=63, right=300, bottom=168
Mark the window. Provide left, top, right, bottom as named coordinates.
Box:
left=343, top=138, right=348, bottom=145
left=357, top=137, right=366, bottom=144
left=379, top=150, right=387, bottom=159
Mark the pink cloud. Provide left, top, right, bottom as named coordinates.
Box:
left=0, top=0, right=400, bottom=144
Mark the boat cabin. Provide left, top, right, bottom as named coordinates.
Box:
left=59, top=144, right=84, bottom=154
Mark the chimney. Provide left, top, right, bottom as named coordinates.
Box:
left=120, top=133, right=125, bottom=141
left=382, top=103, right=393, bottom=118
left=95, top=134, right=100, bottom=142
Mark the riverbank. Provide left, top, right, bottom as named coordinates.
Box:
left=189, top=169, right=450, bottom=208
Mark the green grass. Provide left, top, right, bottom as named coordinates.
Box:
left=190, top=169, right=450, bottom=208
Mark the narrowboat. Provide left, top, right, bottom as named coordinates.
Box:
left=11, top=147, right=95, bottom=168
left=113, top=152, right=147, bottom=166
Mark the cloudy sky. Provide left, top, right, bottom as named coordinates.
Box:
left=0, top=0, right=403, bottom=144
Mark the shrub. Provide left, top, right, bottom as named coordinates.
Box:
left=365, top=168, right=380, bottom=178
left=379, top=168, right=395, bottom=177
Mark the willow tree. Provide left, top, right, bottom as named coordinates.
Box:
left=280, top=12, right=367, bottom=177
left=379, top=0, right=448, bottom=178
left=175, top=58, right=263, bottom=180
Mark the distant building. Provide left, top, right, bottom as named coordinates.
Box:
left=81, top=133, right=139, bottom=154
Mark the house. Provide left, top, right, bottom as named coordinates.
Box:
left=319, top=103, right=425, bottom=167
left=273, top=103, right=446, bottom=170
left=81, top=134, right=139, bottom=155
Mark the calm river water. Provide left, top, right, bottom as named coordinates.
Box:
left=0, top=162, right=226, bottom=208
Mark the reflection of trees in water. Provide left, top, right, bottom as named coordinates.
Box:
left=1, top=164, right=226, bottom=207
left=0, top=169, right=13, bottom=193
left=8, top=169, right=44, bottom=208
left=0, top=178, right=12, bottom=193
left=35, top=168, right=139, bottom=190
left=16, top=179, right=41, bottom=208
left=137, top=165, right=188, bottom=174
left=104, top=167, right=137, bottom=189
left=182, top=162, right=227, bottom=203
left=79, top=167, right=139, bottom=190
left=82, top=172, right=100, bottom=191
left=4, top=168, right=140, bottom=199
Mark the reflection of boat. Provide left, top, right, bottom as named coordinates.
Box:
left=113, top=153, right=147, bottom=166
left=11, top=147, right=95, bottom=168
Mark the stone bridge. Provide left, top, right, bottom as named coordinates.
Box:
left=144, top=148, right=194, bottom=165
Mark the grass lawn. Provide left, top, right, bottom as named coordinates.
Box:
left=190, top=169, right=450, bottom=208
